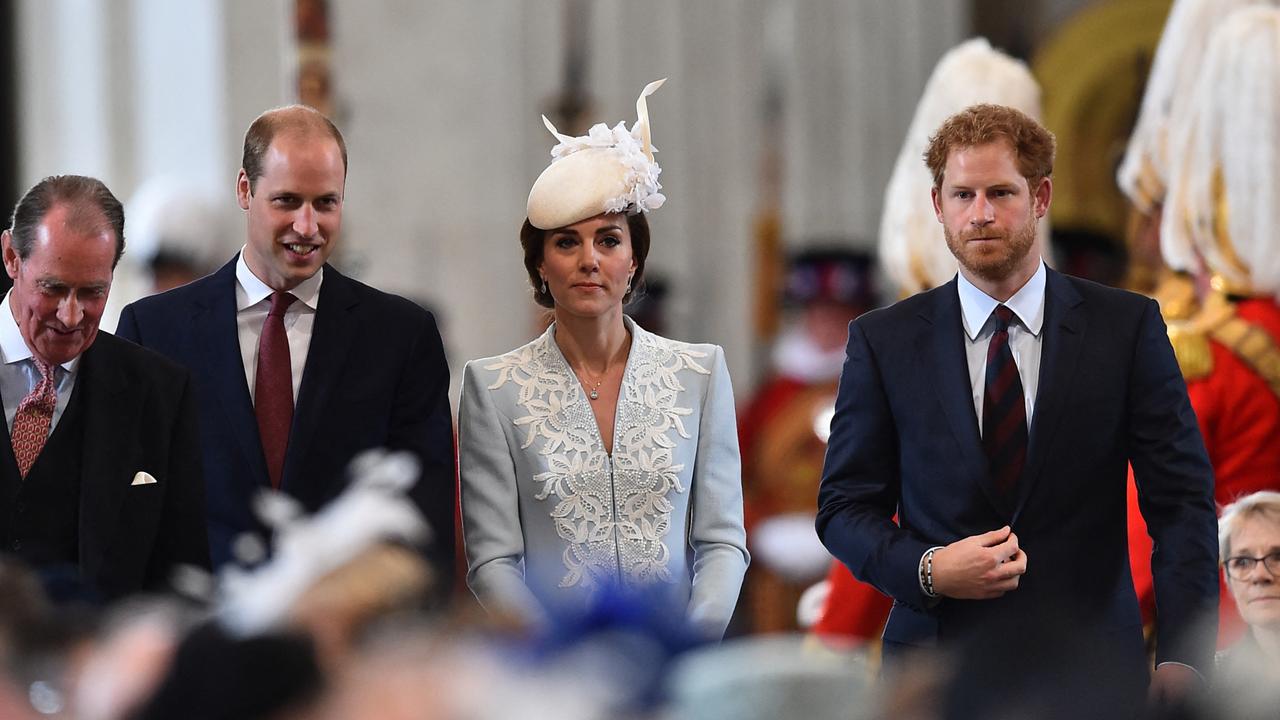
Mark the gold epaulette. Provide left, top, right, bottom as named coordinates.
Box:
left=1169, top=290, right=1240, bottom=383
left=1209, top=316, right=1280, bottom=401
left=1151, top=271, right=1199, bottom=322
left=1168, top=321, right=1213, bottom=381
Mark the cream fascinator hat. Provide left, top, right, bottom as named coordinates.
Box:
left=527, top=79, right=667, bottom=230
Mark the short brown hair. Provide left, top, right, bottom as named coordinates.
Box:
left=520, top=213, right=651, bottom=309
left=242, top=105, right=348, bottom=193
left=924, top=103, right=1056, bottom=190
left=8, top=175, right=126, bottom=267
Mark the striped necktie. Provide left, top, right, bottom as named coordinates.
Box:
left=983, top=305, right=1028, bottom=497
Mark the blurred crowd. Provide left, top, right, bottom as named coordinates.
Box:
left=0, top=463, right=1274, bottom=720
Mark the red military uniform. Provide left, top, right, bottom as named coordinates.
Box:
left=1128, top=296, right=1280, bottom=647
left=739, top=249, right=876, bottom=634
left=812, top=552, right=893, bottom=644
left=739, top=374, right=841, bottom=633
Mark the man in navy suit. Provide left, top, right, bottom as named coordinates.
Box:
left=118, top=106, right=455, bottom=587
left=816, top=104, right=1217, bottom=707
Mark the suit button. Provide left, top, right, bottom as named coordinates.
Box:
left=10, top=540, right=21, bottom=551
left=13, top=502, right=23, bottom=514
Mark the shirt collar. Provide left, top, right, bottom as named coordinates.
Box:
left=235, top=248, right=324, bottom=311
left=957, top=259, right=1047, bottom=340
left=0, top=290, right=79, bottom=373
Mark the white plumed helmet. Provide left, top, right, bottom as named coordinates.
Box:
left=879, top=38, right=1046, bottom=296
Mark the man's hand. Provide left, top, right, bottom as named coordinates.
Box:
left=931, top=526, right=1027, bottom=599
left=1148, top=663, right=1201, bottom=709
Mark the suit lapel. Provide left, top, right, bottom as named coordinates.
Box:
left=283, top=266, right=358, bottom=493
left=197, top=259, right=271, bottom=487
left=1012, top=269, right=1086, bottom=522
left=916, top=280, right=1010, bottom=516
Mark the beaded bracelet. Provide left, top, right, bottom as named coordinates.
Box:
left=922, top=547, right=938, bottom=598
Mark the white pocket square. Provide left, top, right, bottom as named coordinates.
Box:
left=131, top=471, right=158, bottom=486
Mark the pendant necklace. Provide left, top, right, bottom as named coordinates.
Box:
left=571, top=339, right=629, bottom=402
left=576, top=367, right=606, bottom=401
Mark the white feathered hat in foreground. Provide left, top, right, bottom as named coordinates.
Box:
left=218, top=450, right=431, bottom=636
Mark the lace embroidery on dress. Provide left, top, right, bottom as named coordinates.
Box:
left=484, top=323, right=710, bottom=593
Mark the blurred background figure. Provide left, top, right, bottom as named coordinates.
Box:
left=102, top=177, right=225, bottom=332
left=738, top=246, right=877, bottom=634
left=72, top=600, right=194, bottom=720
left=1209, top=491, right=1280, bottom=719
left=1121, top=0, right=1280, bottom=654
left=0, top=559, right=67, bottom=720
left=810, top=36, right=1043, bottom=651
left=665, top=635, right=874, bottom=720
left=126, top=177, right=223, bottom=293
left=217, top=451, right=436, bottom=666
left=314, top=626, right=501, bottom=720
left=133, top=450, right=435, bottom=719
left=1115, top=0, right=1274, bottom=313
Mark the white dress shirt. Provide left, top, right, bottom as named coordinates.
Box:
left=921, top=261, right=1049, bottom=598
left=957, top=260, right=1046, bottom=432
left=0, top=291, right=78, bottom=433
left=235, top=250, right=323, bottom=404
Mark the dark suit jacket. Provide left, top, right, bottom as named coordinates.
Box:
left=0, top=332, right=209, bottom=598
left=117, top=258, right=456, bottom=585
left=817, top=269, right=1218, bottom=671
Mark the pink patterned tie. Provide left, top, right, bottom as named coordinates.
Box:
left=12, top=358, right=57, bottom=478
left=255, top=291, right=297, bottom=490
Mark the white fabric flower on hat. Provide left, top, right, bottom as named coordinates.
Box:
left=528, top=79, right=668, bottom=230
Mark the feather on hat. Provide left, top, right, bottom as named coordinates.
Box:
left=1161, top=7, right=1280, bottom=295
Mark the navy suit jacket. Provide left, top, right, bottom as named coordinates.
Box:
left=117, top=258, right=456, bottom=586
left=817, top=269, right=1218, bottom=671
left=0, top=332, right=209, bottom=598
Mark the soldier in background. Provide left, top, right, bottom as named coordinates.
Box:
left=738, top=248, right=876, bottom=633
left=1126, top=1, right=1280, bottom=645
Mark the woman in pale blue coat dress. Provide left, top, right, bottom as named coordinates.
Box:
left=458, top=80, right=749, bottom=639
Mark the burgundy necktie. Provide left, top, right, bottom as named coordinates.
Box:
left=11, top=358, right=57, bottom=478
left=255, top=291, right=297, bottom=489
left=983, top=305, right=1028, bottom=497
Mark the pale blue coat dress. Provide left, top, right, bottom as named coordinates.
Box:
left=459, top=317, right=749, bottom=638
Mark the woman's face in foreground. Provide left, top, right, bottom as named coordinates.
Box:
left=540, top=213, right=635, bottom=320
